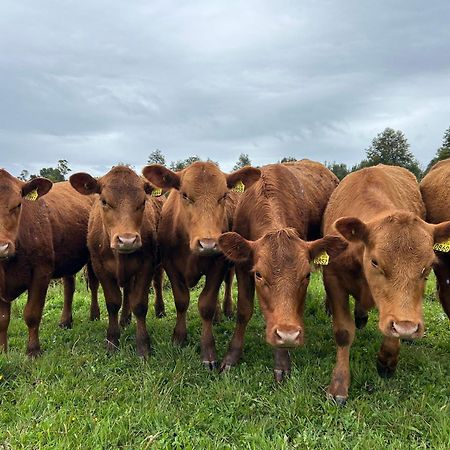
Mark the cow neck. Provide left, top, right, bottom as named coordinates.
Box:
left=115, top=252, right=132, bottom=287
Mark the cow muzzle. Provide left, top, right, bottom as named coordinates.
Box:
left=112, top=233, right=142, bottom=254
left=0, top=241, right=13, bottom=259
left=194, top=238, right=220, bottom=255
left=383, top=319, right=424, bottom=339
left=269, top=325, right=304, bottom=348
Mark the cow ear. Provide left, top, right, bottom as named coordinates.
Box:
left=308, top=235, right=348, bottom=262
left=433, top=221, right=450, bottom=246
left=142, top=165, right=180, bottom=190
left=226, top=167, right=261, bottom=192
left=334, top=217, right=369, bottom=243
left=69, top=173, right=100, bottom=195
left=218, top=232, right=253, bottom=262
left=22, top=177, right=53, bottom=200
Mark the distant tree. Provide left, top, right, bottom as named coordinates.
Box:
left=233, top=153, right=251, bottom=170
left=57, top=159, right=71, bottom=178
left=280, top=156, right=297, bottom=163
left=114, top=162, right=135, bottom=170
left=425, top=126, right=450, bottom=173
left=169, top=155, right=201, bottom=171
left=30, top=159, right=72, bottom=182
left=326, top=162, right=349, bottom=180
left=357, top=128, right=422, bottom=178
left=18, top=169, right=29, bottom=181
left=148, top=149, right=166, bottom=166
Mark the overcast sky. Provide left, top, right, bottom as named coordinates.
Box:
left=1, top=0, right=449, bottom=176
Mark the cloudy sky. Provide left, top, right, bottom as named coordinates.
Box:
left=1, top=0, right=450, bottom=176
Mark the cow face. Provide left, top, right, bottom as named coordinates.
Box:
left=0, top=169, right=52, bottom=259
left=143, top=162, right=261, bottom=255
left=70, top=167, right=155, bottom=254
left=219, top=229, right=347, bottom=347
left=335, top=212, right=450, bottom=339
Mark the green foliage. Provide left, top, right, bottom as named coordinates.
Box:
left=169, top=156, right=201, bottom=171
left=425, top=126, right=450, bottom=173
left=233, top=153, right=251, bottom=171
left=30, top=160, right=71, bottom=182
left=148, top=149, right=166, bottom=166
left=0, top=274, right=449, bottom=448
left=280, top=156, right=297, bottom=163
left=326, top=162, right=350, bottom=180
left=18, top=170, right=29, bottom=181
left=357, top=128, right=422, bottom=178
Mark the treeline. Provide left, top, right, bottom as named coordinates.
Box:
left=17, top=126, right=450, bottom=182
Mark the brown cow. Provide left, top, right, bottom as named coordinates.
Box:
left=0, top=170, right=99, bottom=355
left=420, top=158, right=450, bottom=318
left=323, top=164, right=450, bottom=404
left=142, top=161, right=260, bottom=368
left=218, top=160, right=346, bottom=380
left=70, top=166, right=163, bottom=356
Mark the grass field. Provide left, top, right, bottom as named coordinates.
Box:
left=0, top=272, right=449, bottom=449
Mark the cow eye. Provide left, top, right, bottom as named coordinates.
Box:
left=371, top=259, right=379, bottom=269
left=182, top=192, right=193, bottom=203
left=218, top=193, right=228, bottom=204
left=101, top=198, right=110, bottom=208
left=10, top=203, right=22, bottom=212
left=255, top=271, right=263, bottom=281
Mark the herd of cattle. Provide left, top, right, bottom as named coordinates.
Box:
left=1, top=158, right=450, bottom=404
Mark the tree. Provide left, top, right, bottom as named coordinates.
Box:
left=358, top=128, right=422, bottom=178
left=148, top=149, right=166, bottom=166
left=425, top=126, right=450, bottom=173
left=18, top=169, right=29, bottom=181
left=280, top=156, right=297, bottom=163
left=30, top=159, right=72, bottom=182
left=233, top=153, right=251, bottom=170
left=169, top=155, right=200, bottom=171
left=326, top=162, right=349, bottom=180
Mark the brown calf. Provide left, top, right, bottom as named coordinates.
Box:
left=323, top=164, right=450, bottom=404
left=143, top=161, right=260, bottom=368
left=218, top=160, right=346, bottom=380
left=70, top=166, right=163, bottom=356
left=0, top=170, right=99, bottom=355
left=420, top=158, right=450, bottom=318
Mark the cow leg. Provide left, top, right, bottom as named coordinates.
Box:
left=198, top=267, right=225, bottom=370
left=222, top=266, right=234, bottom=319
left=325, top=273, right=355, bottom=405
left=59, top=275, right=75, bottom=329
left=153, top=264, right=165, bottom=318
left=434, top=256, right=450, bottom=319
left=99, top=275, right=122, bottom=352
left=377, top=336, right=400, bottom=378
left=24, top=273, right=50, bottom=357
left=220, top=265, right=255, bottom=371
left=87, top=261, right=100, bottom=321
left=165, top=264, right=190, bottom=346
left=129, top=270, right=152, bottom=357
left=119, top=283, right=132, bottom=328
left=273, top=348, right=291, bottom=382
left=0, top=300, right=11, bottom=352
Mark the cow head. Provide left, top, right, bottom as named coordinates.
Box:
left=335, top=212, right=450, bottom=339
left=70, top=166, right=155, bottom=254
left=143, top=162, right=261, bottom=255
left=0, top=169, right=52, bottom=259
left=219, top=229, right=347, bottom=347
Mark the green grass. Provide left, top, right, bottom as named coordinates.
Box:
left=0, top=273, right=449, bottom=449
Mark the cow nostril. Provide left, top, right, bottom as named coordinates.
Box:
left=0, top=243, right=9, bottom=252
left=198, top=239, right=218, bottom=251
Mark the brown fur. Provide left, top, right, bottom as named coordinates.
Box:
left=420, top=158, right=450, bottom=318
left=322, top=164, right=450, bottom=403
left=218, top=160, right=345, bottom=377
left=70, top=166, right=163, bottom=356
left=142, top=161, right=260, bottom=367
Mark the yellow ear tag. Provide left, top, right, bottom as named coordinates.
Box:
left=232, top=180, right=245, bottom=193
left=313, top=251, right=330, bottom=266
left=25, top=189, right=39, bottom=201
left=433, top=240, right=450, bottom=252
left=151, top=188, right=163, bottom=197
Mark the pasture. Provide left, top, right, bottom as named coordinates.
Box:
left=0, top=272, right=449, bottom=449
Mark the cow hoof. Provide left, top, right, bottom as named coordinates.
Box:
left=273, top=369, right=289, bottom=383
left=119, top=315, right=132, bottom=329
left=376, top=359, right=396, bottom=378
left=90, top=312, right=100, bottom=321
left=202, top=360, right=217, bottom=371
left=155, top=309, right=166, bottom=319
left=172, top=332, right=187, bottom=347
left=219, top=363, right=232, bottom=373
left=326, top=392, right=347, bottom=406
left=355, top=314, right=368, bottom=329
left=59, top=320, right=73, bottom=329
left=27, top=346, right=42, bottom=358
left=106, top=339, right=120, bottom=353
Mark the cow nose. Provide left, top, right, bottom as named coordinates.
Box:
left=391, top=321, right=420, bottom=338
left=198, top=238, right=218, bottom=252
left=274, top=328, right=302, bottom=347
left=0, top=242, right=10, bottom=257
left=116, top=234, right=141, bottom=252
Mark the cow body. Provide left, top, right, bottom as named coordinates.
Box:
left=420, top=158, right=450, bottom=318
left=143, top=161, right=260, bottom=367
left=218, top=160, right=345, bottom=379
left=70, top=166, right=163, bottom=356
left=323, top=164, right=450, bottom=403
